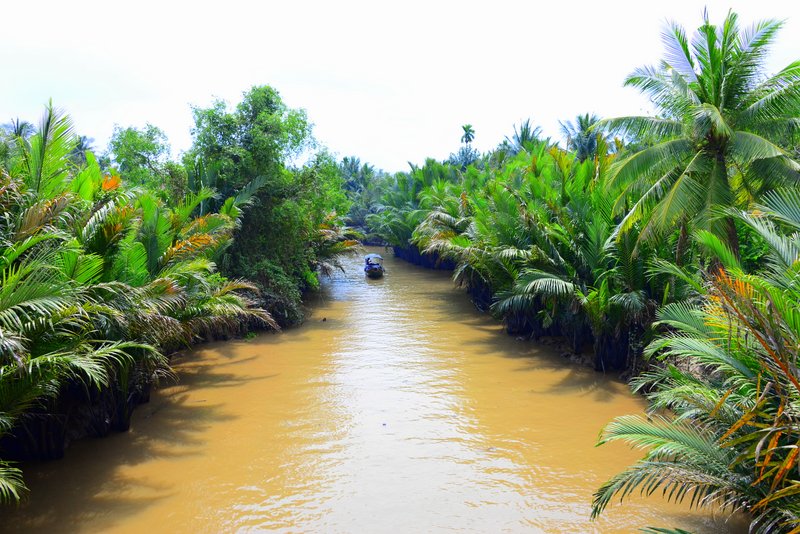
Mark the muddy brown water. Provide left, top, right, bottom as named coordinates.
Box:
left=3, top=250, right=744, bottom=533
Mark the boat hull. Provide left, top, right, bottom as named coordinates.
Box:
left=365, top=267, right=384, bottom=279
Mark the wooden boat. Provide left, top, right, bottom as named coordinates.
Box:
left=364, top=253, right=384, bottom=278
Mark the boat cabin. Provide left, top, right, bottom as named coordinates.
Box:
left=364, top=254, right=384, bottom=278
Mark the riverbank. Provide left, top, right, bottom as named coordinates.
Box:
left=388, top=244, right=603, bottom=368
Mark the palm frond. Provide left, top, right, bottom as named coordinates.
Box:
left=0, top=463, right=26, bottom=504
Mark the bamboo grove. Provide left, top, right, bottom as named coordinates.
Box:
left=0, top=89, right=355, bottom=503
left=356, top=11, right=800, bottom=532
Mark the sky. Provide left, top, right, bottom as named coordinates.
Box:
left=2, top=1, right=799, bottom=172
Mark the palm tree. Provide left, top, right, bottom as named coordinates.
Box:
left=593, top=190, right=800, bottom=532
left=340, top=156, right=362, bottom=192
left=311, top=212, right=360, bottom=276
left=2, top=118, right=34, bottom=140
left=603, top=10, right=800, bottom=258
left=342, top=157, right=386, bottom=230
left=560, top=113, right=605, bottom=162
left=367, top=159, right=460, bottom=248
left=1, top=119, right=35, bottom=167
left=447, top=146, right=479, bottom=170
left=503, top=119, right=543, bottom=156
left=70, top=135, right=95, bottom=165
left=491, top=143, right=658, bottom=369
left=0, top=105, right=275, bottom=502
left=16, top=103, right=76, bottom=196
left=339, top=156, right=376, bottom=194
left=460, top=124, right=475, bottom=145
left=415, top=172, right=546, bottom=313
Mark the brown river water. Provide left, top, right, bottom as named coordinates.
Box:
left=3, top=250, right=744, bottom=533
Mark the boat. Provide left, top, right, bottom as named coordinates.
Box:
left=364, top=253, right=384, bottom=278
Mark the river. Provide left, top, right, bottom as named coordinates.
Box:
left=3, top=250, right=742, bottom=533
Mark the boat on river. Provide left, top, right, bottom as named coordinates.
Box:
left=364, top=253, right=384, bottom=278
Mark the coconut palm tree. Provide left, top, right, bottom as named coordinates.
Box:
left=2, top=118, right=34, bottom=140
left=460, top=124, right=475, bottom=145
left=503, top=119, right=543, bottom=156
left=70, top=135, right=95, bottom=166
left=560, top=113, right=605, bottom=162
left=603, top=10, right=800, bottom=258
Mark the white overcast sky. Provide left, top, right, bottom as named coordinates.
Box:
left=2, top=1, right=799, bottom=172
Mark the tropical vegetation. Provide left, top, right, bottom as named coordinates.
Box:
left=353, top=10, right=800, bottom=530
left=0, top=87, right=355, bottom=503
left=591, top=198, right=800, bottom=531
left=3, top=7, right=800, bottom=530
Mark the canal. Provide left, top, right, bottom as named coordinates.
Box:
left=3, top=250, right=739, bottom=532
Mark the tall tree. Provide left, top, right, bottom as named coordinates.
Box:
left=2, top=118, right=37, bottom=167
left=340, top=156, right=375, bottom=194
left=188, top=85, right=312, bottom=194
left=504, top=118, right=543, bottom=156
left=186, top=86, right=350, bottom=325
left=450, top=125, right=479, bottom=170
left=560, top=113, right=604, bottom=162
left=2, top=118, right=34, bottom=140
left=70, top=135, right=95, bottom=166
left=604, top=10, right=800, bottom=257
left=460, top=124, right=475, bottom=145
left=107, top=124, right=170, bottom=187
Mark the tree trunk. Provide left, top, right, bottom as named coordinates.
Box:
left=675, top=219, right=689, bottom=266
left=726, top=216, right=740, bottom=260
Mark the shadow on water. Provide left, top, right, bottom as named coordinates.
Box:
left=173, top=361, right=279, bottom=391
left=534, top=366, right=624, bottom=403
left=0, top=357, right=274, bottom=533
left=407, top=281, right=629, bottom=404
left=464, top=336, right=625, bottom=403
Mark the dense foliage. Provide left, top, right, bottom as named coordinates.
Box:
left=0, top=105, right=269, bottom=501
left=366, top=135, right=662, bottom=371
left=358, top=11, right=800, bottom=530
left=591, top=12, right=800, bottom=532
left=2, top=8, right=800, bottom=529
left=183, top=87, right=353, bottom=324
left=592, top=198, right=800, bottom=531
left=0, top=87, right=355, bottom=503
